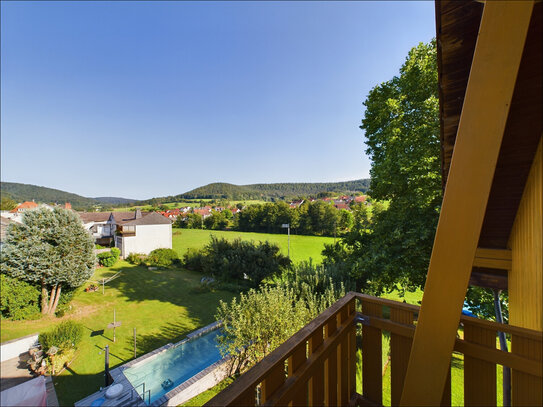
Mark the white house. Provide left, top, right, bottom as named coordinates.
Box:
left=78, top=210, right=172, bottom=256
left=113, top=211, right=172, bottom=257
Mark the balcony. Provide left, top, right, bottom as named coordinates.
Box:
left=117, top=225, right=136, bottom=237
left=206, top=292, right=543, bottom=406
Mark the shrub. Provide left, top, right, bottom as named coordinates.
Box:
left=202, top=237, right=291, bottom=287
left=126, top=252, right=146, bottom=265
left=55, top=288, right=76, bottom=317
left=0, top=275, right=41, bottom=320
left=183, top=248, right=206, bottom=272
left=146, top=248, right=179, bottom=268
left=39, top=320, right=84, bottom=352
left=97, top=250, right=118, bottom=267
left=110, top=247, right=121, bottom=259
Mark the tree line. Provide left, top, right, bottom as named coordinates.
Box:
left=175, top=200, right=376, bottom=237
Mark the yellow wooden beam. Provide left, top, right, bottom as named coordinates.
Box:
left=473, top=248, right=512, bottom=270
left=400, top=1, right=535, bottom=406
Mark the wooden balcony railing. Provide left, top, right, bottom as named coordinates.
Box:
left=206, top=292, right=543, bottom=407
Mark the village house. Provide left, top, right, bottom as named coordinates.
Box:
left=78, top=210, right=172, bottom=257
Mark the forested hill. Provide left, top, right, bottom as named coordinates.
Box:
left=153, top=179, right=370, bottom=202
left=0, top=182, right=136, bottom=209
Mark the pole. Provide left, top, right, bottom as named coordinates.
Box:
left=102, top=278, right=105, bottom=295
left=493, top=289, right=511, bottom=406
left=134, top=328, right=137, bottom=359
left=113, top=309, right=116, bottom=343
left=104, top=345, right=110, bottom=387
left=287, top=225, right=290, bottom=259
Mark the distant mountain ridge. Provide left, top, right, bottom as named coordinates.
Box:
left=143, top=179, right=371, bottom=202
left=0, top=182, right=137, bottom=209
left=1, top=179, right=370, bottom=209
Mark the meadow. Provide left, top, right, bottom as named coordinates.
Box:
left=172, top=228, right=336, bottom=264
left=1, top=263, right=236, bottom=406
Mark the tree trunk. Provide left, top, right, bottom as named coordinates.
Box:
left=41, top=280, right=49, bottom=314
left=46, top=284, right=57, bottom=315
left=49, top=284, right=62, bottom=315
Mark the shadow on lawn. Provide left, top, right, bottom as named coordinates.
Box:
left=125, top=320, right=193, bottom=358
left=105, top=263, right=230, bottom=317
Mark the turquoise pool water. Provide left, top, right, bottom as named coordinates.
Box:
left=123, top=329, right=224, bottom=405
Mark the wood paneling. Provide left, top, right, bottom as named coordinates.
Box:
left=511, top=334, right=543, bottom=406
left=509, top=138, right=543, bottom=332
left=402, top=2, right=535, bottom=405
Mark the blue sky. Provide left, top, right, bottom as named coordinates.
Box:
left=1, top=1, right=436, bottom=200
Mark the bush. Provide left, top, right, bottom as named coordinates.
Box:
left=39, top=320, right=84, bottom=352
left=55, top=288, right=76, bottom=317
left=110, top=247, right=121, bottom=259
left=146, top=248, right=179, bottom=268
left=0, top=275, right=41, bottom=320
left=183, top=248, right=206, bottom=272
left=97, top=249, right=119, bottom=267
left=126, top=252, right=147, bottom=265
left=202, top=237, right=291, bottom=287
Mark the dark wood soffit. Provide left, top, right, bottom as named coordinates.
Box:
left=437, top=0, right=543, bottom=250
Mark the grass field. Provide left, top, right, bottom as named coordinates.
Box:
left=1, top=263, right=236, bottom=406
left=172, top=228, right=336, bottom=264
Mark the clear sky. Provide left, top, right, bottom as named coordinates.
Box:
left=1, top=1, right=436, bottom=200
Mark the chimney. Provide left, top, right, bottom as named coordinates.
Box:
left=135, top=209, right=142, bottom=219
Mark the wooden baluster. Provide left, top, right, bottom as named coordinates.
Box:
left=511, top=334, right=543, bottom=406
left=338, top=305, right=350, bottom=405
left=288, top=342, right=308, bottom=406
left=325, top=315, right=338, bottom=406
left=390, top=308, right=414, bottom=406
left=348, top=299, right=357, bottom=400
left=440, top=361, right=451, bottom=407
left=261, top=362, right=285, bottom=404
left=362, top=300, right=382, bottom=405
left=464, top=323, right=497, bottom=406
left=309, top=326, right=325, bottom=407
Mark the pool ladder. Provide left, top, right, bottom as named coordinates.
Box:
left=131, top=382, right=151, bottom=405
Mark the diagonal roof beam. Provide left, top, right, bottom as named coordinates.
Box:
left=400, top=1, right=534, bottom=405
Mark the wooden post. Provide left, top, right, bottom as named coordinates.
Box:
left=113, top=309, right=116, bottom=343
left=400, top=1, right=535, bottom=406
left=134, top=327, right=137, bottom=359
left=104, top=345, right=110, bottom=387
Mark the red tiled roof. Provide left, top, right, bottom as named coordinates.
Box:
left=10, top=201, right=38, bottom=212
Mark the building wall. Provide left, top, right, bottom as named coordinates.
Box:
left=120, top=224, right=172, bottom=257
left=509, top=137, right=542, bottom=331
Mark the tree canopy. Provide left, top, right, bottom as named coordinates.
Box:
left=324, top=40, right=441, bottom=295
left=1, top=207, right=95, bottom=315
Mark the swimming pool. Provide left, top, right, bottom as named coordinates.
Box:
left=123, top=329, right=226, bottom=405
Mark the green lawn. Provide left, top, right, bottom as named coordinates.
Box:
left=172, top=228, right=335, bottom=264
left=1, top=262, right=235, bottom=406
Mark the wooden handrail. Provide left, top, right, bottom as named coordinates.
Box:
left=206, top=292, right=543, bottom=407
left=206, top=292, right=356, bottom=406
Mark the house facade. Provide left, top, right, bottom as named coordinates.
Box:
left=79, top=210, right=172, bottom=256
left=114, top=211, right=172, bottom=257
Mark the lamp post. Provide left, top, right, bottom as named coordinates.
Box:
left=281, top=224, right=290, bottom=258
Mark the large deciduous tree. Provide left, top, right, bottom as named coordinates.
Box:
left=324, top=40, right=441, bottom=295
left=1, top=207, right=95, bottom=315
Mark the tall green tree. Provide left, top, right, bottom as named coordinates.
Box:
left=1, top=208, right=95, bottom=315
left=324, top=40, right=441, bottom=295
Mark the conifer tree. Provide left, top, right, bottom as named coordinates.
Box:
left=1, top=208, right=95, bottom=315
